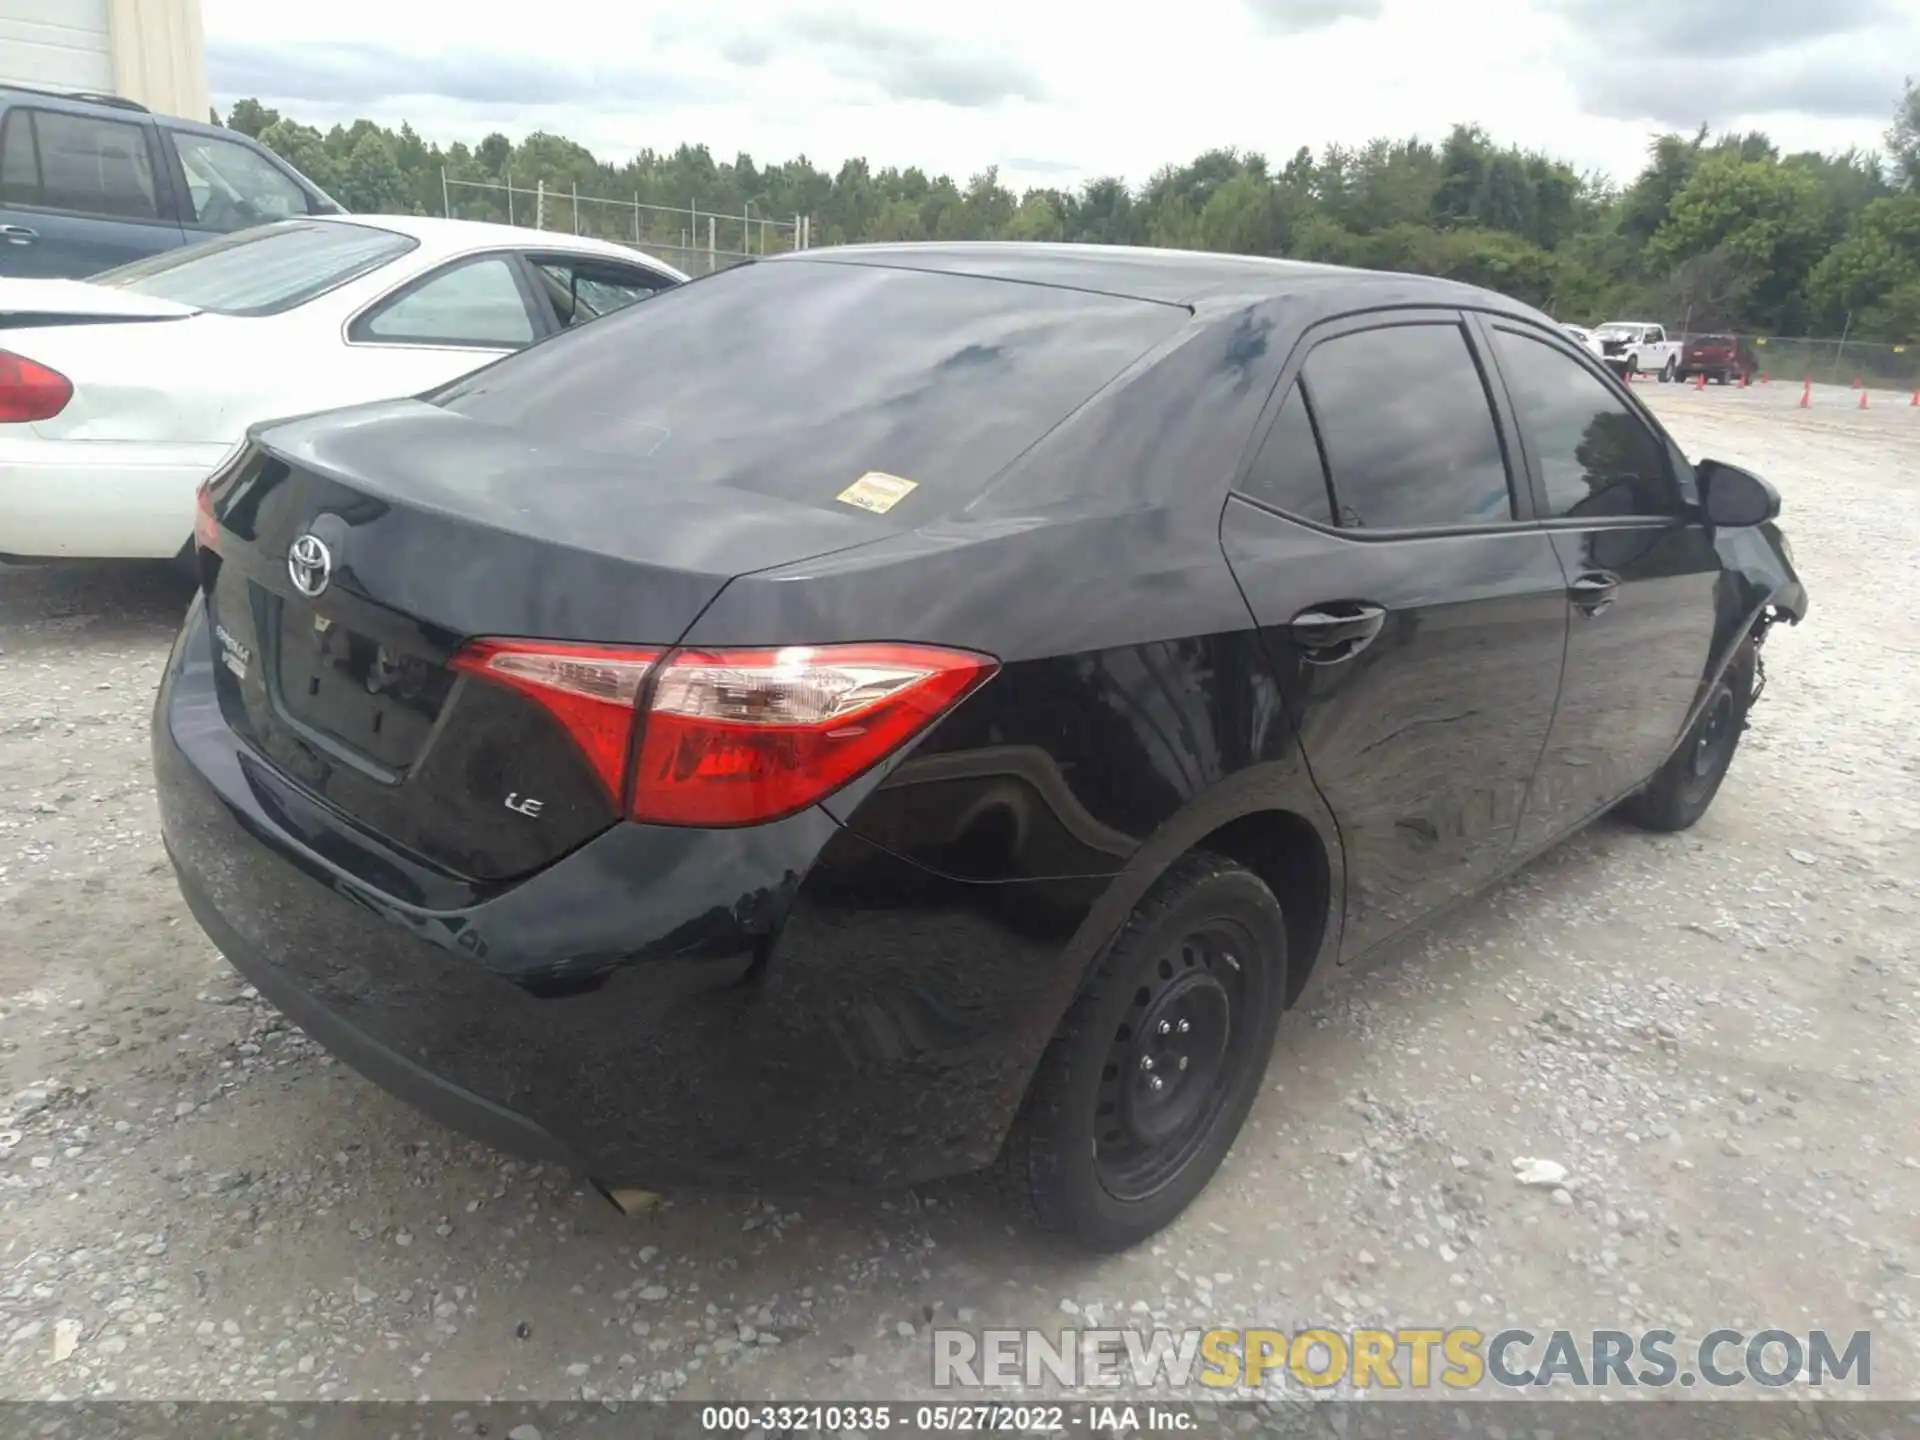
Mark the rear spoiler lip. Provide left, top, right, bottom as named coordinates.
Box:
left=0, top=312, right=194, bottom=331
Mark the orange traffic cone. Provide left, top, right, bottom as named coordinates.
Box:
left=1910, top=388, right=1918, bottom=407
left=1695, top=371, right=1707, bottom=389
left=1859, top=388, right=1869, bottom=410
left=1760, top=371, right=1769, bottom=385
left=1740, top=371, right=1750, bottom=387
left=1799, top=378, right=1812, bottom=408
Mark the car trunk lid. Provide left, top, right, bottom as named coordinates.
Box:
left=197, top=400, right=889, bottom=883
left=0, top=278, right=200, bottom=328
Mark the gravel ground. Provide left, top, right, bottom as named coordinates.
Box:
left=0, top=382, right=1915, bottom=1407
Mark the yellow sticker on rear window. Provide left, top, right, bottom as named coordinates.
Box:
left=836, top=471, right=918, bottom=515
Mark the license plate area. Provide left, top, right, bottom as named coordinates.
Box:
left=268, top=597, right=454, bottom=774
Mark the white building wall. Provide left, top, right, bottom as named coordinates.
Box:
left=0, top=0, right=208, bottom=122
left=0, top=0, right=115, bottom=94
left=106, top=0, right=208, bottom=121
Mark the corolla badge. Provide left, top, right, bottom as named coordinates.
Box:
left=287, top=533, right=332, bottom=599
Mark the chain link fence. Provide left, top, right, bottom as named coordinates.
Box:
left=1732, top=337, right=1919, bottom=391
left=429, top=183, right=1920, bottom=389
left=441, top=173, right=809, bottom=277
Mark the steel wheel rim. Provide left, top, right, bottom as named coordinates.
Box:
left=1093, top=922, right=1254, bottom=1202
left=1690, top=687, right=1736, bottom=783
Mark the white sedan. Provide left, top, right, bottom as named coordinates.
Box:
left=0, top=215, right=687, bottom=562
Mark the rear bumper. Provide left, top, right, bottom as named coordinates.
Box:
left=153, top=598, right=1092, bottom=1191
left=0, top=436, right=232, bottom=560
left=174, top=864, right=584, bottom=1172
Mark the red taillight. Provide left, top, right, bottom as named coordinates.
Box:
left=450, top=638, right=997, bottom=826
left=449, top=640, right=663, bottom=803
left=194, top=480, right=220, bottom=553
left=0, top=350, right=72, bottom=423
left=633, top=644, right=998, bottom=825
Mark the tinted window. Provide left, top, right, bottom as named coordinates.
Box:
left=435, top=260, right=1187, bottom=521
left=169, top=130, right=309, bottom=231
left=1492, top=329, right=1682, bottom=519
left=0, top=110, right=40, bottom=205
left=533, top=258, right=671, bottom=329
left=1239, top=383, right=1333, bottom=524
left=1302, top=323, right=1513, bottom=529
left=93, top=221, right=413, bottom=315
left=360, top=257, right=536, bottom=346
left=14, top=109, right=158, bottom=219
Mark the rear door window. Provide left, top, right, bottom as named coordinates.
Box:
left=1301, top=322, right=1515, bottom=529
left=2, top=108, right=160, bottom=220
left=354, top=255, right=540, bottom=347
left=434, top=259, right=1188, bottom=522
left=1237, top=382, right=1334, bottom=524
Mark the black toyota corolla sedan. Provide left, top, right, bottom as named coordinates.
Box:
left=154, top=243, right=1806, bottom=1250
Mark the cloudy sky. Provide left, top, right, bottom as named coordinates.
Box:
left=203, top=0, right=1916, bottom=190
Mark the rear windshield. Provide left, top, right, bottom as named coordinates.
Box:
left=432, top=258, right=1188, bottom=521
left=1696, top=333, right=1736, bottom=344
left=91, top=221, right=414, bottom=316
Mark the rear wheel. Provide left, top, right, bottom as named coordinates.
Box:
left=1619, top=640, right=1754, bottom=832
left=1007, top=853, right=1286, bottom=1251
left=1660, top=357, right=1678, bottom=383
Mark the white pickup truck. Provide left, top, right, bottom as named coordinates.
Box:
left=1592, top=321, right=1683, bottom=381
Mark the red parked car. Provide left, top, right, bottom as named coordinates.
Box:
left=1676, top=333, right=1758, bottom=384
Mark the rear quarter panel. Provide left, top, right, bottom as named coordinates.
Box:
left=682, top=301, right=1348, bottom=1032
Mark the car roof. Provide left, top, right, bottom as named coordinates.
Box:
left=303, top=214, right=688, bottom=277
left=767, top=241, right=1521, bottom=312
left=0, top=83, right=153, bottom=119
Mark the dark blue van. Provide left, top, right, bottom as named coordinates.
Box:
left=0, top=84, right=341, bottom=278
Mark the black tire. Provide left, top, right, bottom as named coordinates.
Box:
left=1660, top=358, right=1677, bottom=383
left=1006, top=852, right=1287, bottom=1251
left=1619, top=640, right=1754, bottom=832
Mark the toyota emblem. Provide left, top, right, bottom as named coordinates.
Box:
left=287, top=533, right=332, bottom=599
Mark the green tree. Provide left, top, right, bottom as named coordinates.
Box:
left=236, top=81, right=1913, bottom=338
left=1647, top=153, right=1829, bottom=328
left=1619, top=130, right=1705, bottom=246
left=255, top=119, right=339, bottom=195
left=1004, top=191, right=1066, bottom=242
left=476, top=132, right=513, bottom=178
left=1074, top=177, right=1143, bottom=246
left=961, top=167, right=1016, bottom=237
left=337, top=130, right=411, bottom=213
left=1807, top=194, right=1920, bottom=333
left=1889, top=78, right=1920, bottom=190
left=1198, top=172, right=1279, bottom=255
left=224, top=98, right=280, bottom=139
